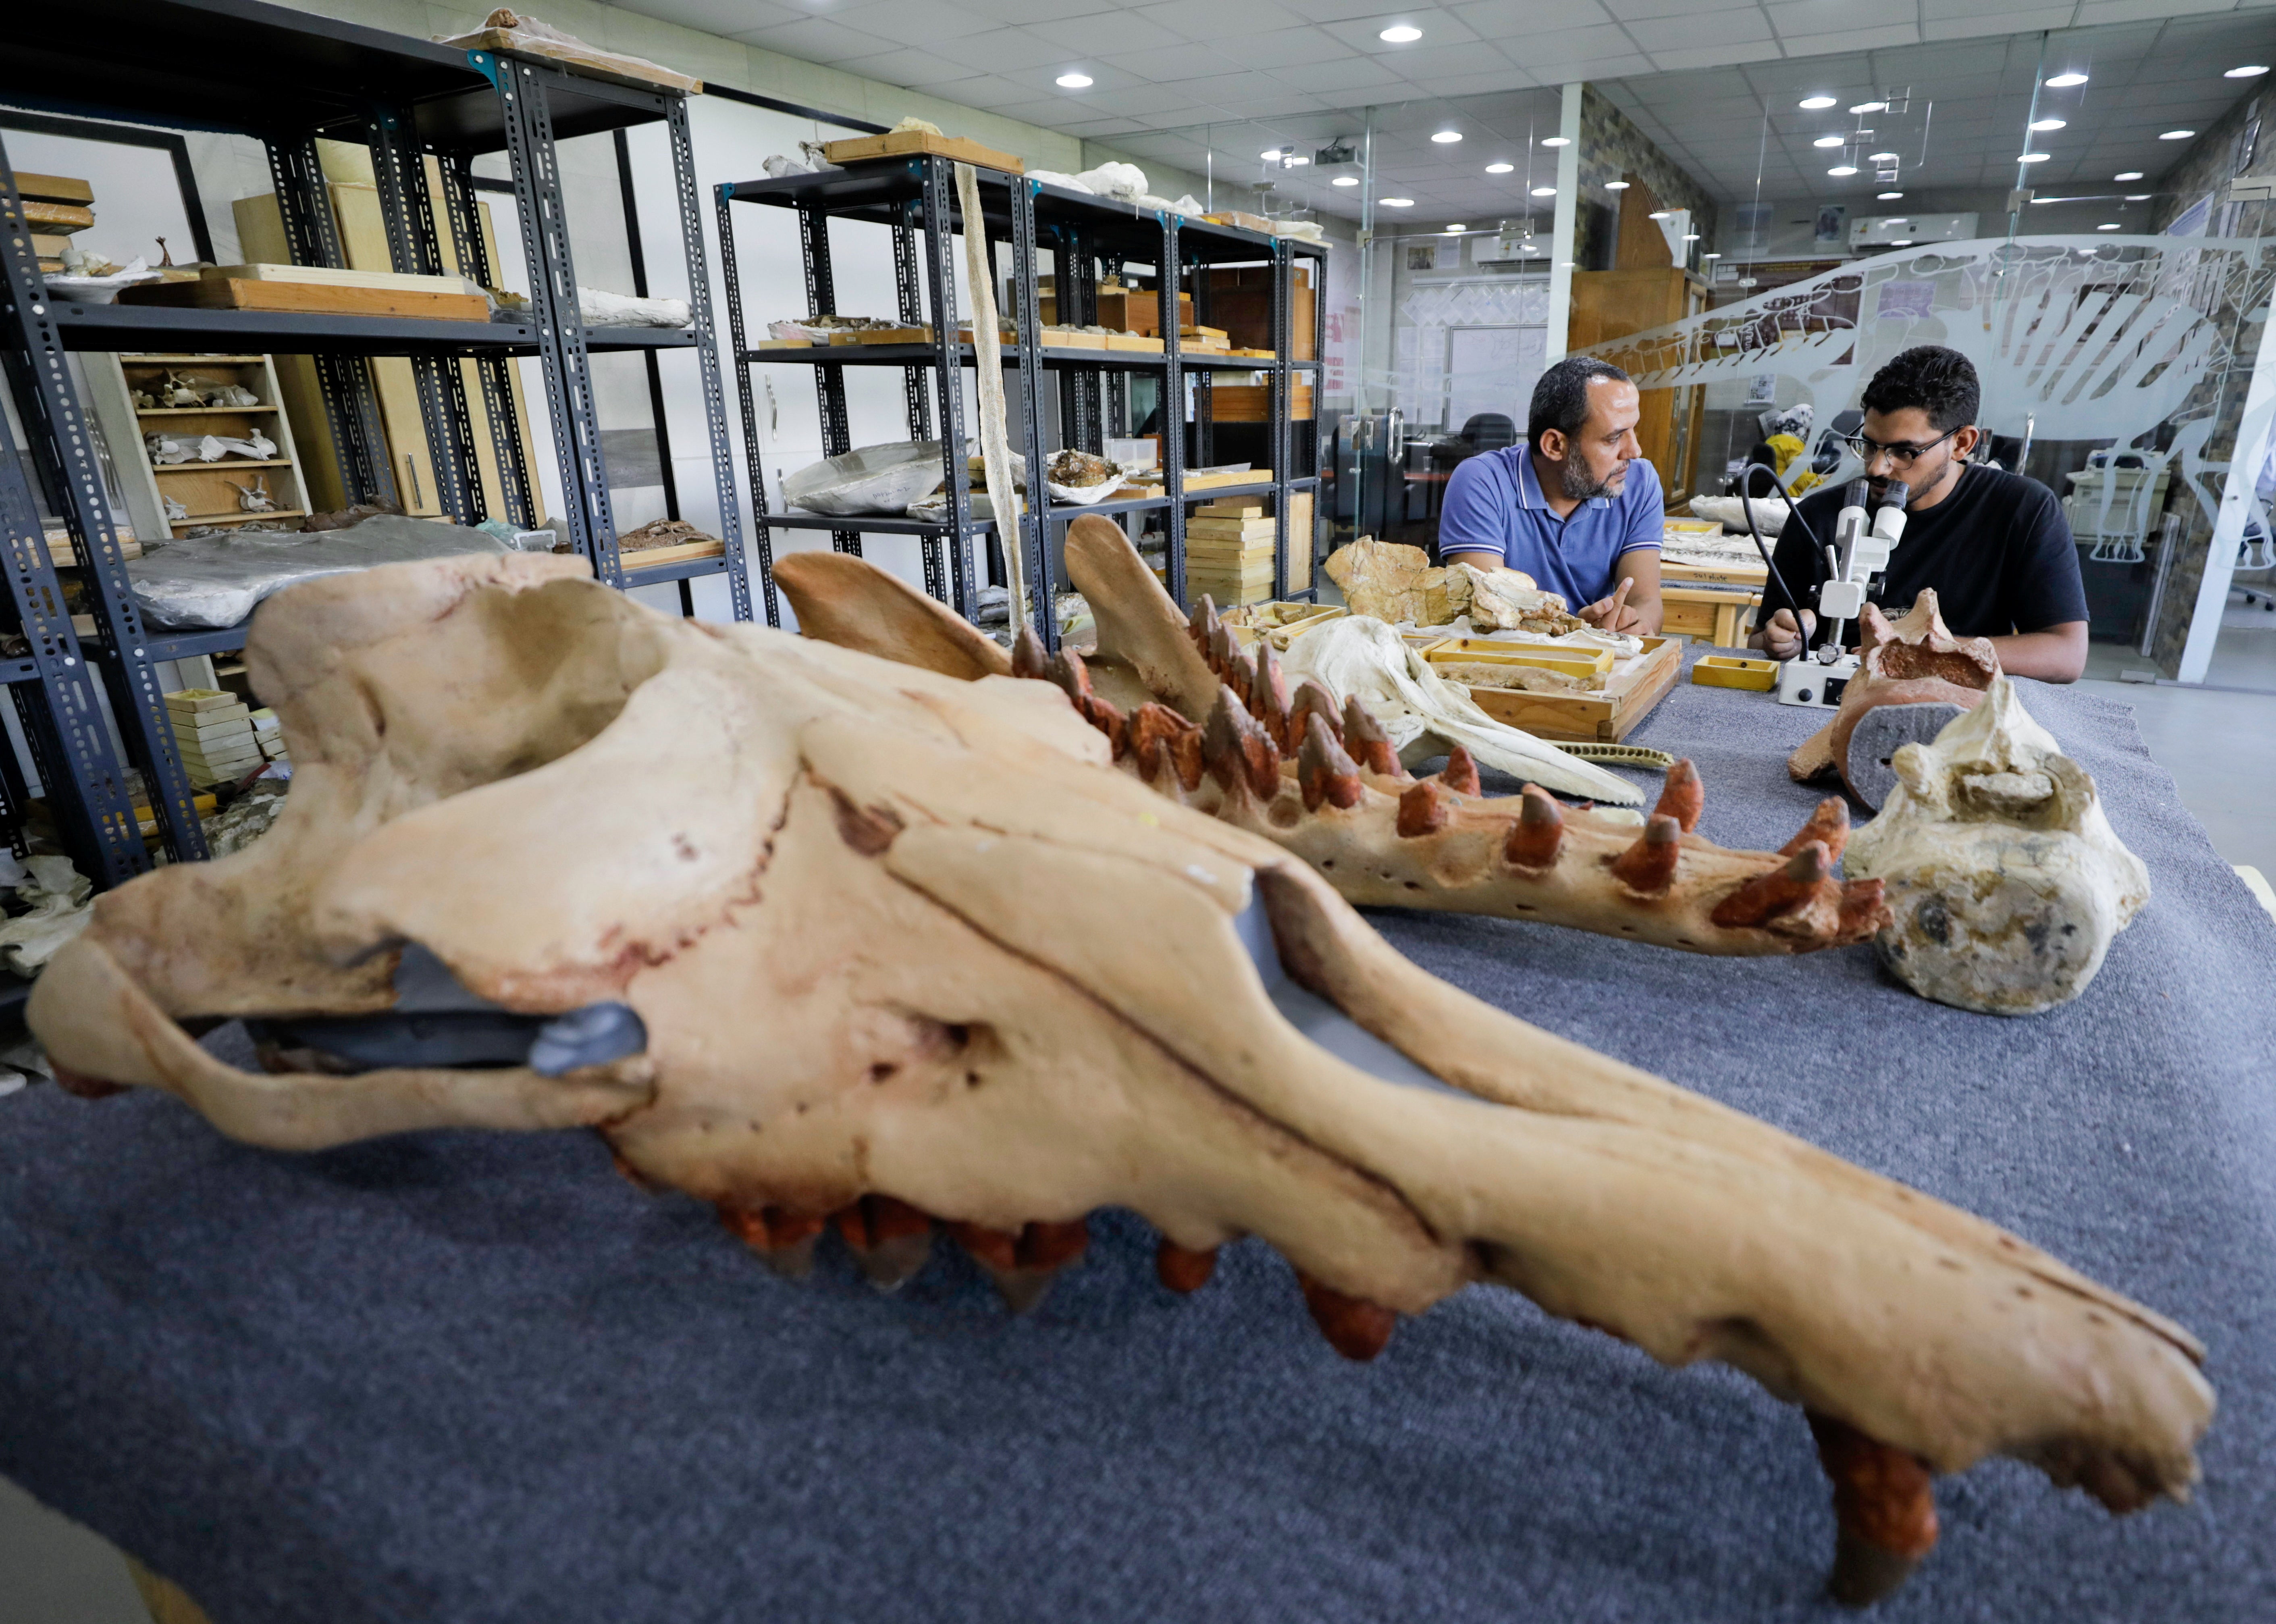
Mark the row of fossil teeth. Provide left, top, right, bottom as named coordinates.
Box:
left=1014, top=611, right=1879, bottom=933
left=711, top=1186, right=1399, bottom=1356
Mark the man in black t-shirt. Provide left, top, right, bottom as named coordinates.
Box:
left=1752, top=346, right=2089, bottom=682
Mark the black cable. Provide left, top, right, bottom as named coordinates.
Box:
left=1737, top=464, right=1827, bottom=660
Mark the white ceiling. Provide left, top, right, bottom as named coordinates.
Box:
left=619, top=0, right=2276, bottom=226
left=1599, top=10, right=2276, bottom=213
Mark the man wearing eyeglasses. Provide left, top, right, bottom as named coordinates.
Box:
left=1751, top=345, right=2089, bottom=682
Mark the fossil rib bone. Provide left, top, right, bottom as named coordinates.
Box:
left=28, top=553, right=2209, bottom=1605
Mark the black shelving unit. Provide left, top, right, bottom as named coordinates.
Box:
left=0, top=0, right=750, bottom=888
left=717, top=162, right=1325, bottom=647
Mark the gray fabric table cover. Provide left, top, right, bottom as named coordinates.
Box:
left=3, top=652, right=2273, bottom=1624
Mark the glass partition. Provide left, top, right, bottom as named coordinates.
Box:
left=1577, top=234, right=2276, bottom=676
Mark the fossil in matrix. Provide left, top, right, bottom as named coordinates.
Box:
left=32, top=553, right=2209, bottom=1607
left=1847, top=678, right=2150, bottom=1015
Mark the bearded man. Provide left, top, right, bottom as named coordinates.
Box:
left=1436, top=356, right=1663, bottom=634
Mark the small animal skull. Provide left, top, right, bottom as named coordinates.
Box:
left=1846, top=679, right=2149, bottom=1015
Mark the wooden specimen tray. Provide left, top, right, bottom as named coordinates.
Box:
left=832, top=326, right=933, bottom=345
left=1692, top=655, right=1778, bottom=691
left=1104, top=334, right=1165, bottom=352
left=1426, top=637, right=1614, bottom=680
left=1659, top=584, right=1761, bottom=649
left=620, top=537, right=725, bottom=568
left=822, top=130, right=1025, bottom=175
left=1450, top=635, right=1683, bottom=743
left=1220, top=600, right=1343, bottom=649
left=121, top=278, right=490, bottom=321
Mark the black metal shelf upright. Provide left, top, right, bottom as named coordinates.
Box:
left=717, top=162, right=1326, bottom=646
left=0, top=0, right=750, bottom=889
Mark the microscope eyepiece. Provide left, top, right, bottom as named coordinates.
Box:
left=1878, top=479, right=1911, bottom=512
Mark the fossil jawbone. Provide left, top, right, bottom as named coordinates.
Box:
left=1847, top=678, right=2150, bottom=1015
left=28, top=554, right=2209, bottom=1606
left=776, top=532, right=1889, bottom=958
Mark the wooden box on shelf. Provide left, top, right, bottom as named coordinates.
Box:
left=82, top=353, right=311, bottom=539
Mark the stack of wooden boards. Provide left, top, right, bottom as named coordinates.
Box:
left=164, top=688, right=262, bottom=787
left=1183, top=492, right=1314, bottom=605
left=10, top=172, right=95, bottom=273
left=121, top=264, right=488, bottom=321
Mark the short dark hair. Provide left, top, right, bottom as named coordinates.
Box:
left=1528, top=356, right=1631, bottom=448
left=1862, top=345, right=1980, bottom=435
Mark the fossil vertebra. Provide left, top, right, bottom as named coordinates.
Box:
left=1790, top=591, right=2000, bottom=809
left=1846, top=678, right=2149, bottom=1015
left=31, top=554, right=2208, bottom=1607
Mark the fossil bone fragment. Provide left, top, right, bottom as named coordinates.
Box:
left=229, top=474, right=276, bottom=512
left=1790, top=591, right=2001, bottom=808
left=27, top=553, right=2212, bottom=1605
left=774, top=536, right=1889, bottom=957
left=1846, top=679, right=2149, bottom=1015
left=1324, top=534, right=1590, bottom=636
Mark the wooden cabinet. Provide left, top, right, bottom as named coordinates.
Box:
left=1567, top=266, right=1706, bottom=503
left=82, top=352, right=312, bottom=540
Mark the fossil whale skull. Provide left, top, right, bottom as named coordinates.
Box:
left=28, top=553, right=2209, bottom=1605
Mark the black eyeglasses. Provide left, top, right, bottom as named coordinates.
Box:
left=1836, top=428, right=1961, bottom=466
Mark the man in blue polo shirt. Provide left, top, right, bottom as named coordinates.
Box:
left=1437, top=356, right=1663, bottom=634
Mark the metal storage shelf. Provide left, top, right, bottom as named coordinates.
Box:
left=53, top=303, right=699, bottom=357
left=742, top=341, right=1302, bottom=372
left=718, top=156, right=1326, bottom=646
left=0, top=0, right=750, bottom=890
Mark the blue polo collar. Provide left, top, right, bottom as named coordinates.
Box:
left=1515, top=441, right=1613, bottom=512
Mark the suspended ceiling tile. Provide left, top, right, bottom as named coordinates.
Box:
left=957, top=0, right=1119, bottom=20
left=1430, top=69, right=1549, bottom=95
left=631, top=0, right=804, bottom=36
left=928, top=73, right=1054, bottom=108
left=1380, top=42, right=1521, bottom=81
left=1652, top=41, right=1784, bottom=71
left=1212, top=26, right=1367, bottom=68
left=1450, top=0, right=1618, bottom=32
left=927, top=27, right=1087, bottom=70
left=832, top=0, right=1010, bottom=45
left=2076, top=0, right=2240, bottom=23
left=1095, top=40, right=1241, bottom=78
left=1318, top=12, right=1489, bottom=51
left=1629, top=10, right=1775, bottom=52
left=1923, top=11, right=2081, bottom=42
left=844, top=48, right=1002, bottom=87
left=727, top=16, right=902, bottom=58
left=1137, top=0, right=1314, bottom=40
left=1782, top=26, right=1926, bottom=56
left=1025, top=8, right=1191, bottom=53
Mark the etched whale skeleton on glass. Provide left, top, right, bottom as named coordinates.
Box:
left=29, top=553, right=2211, bottom=1608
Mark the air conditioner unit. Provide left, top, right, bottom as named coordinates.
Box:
left=1850, top=212, right=1977, bottom=248
left=1470, top=230, right=1540, bottom=264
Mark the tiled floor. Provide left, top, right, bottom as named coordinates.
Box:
left=4, top=627, right=2273, bottom=1624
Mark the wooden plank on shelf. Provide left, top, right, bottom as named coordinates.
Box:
left=118, top=277, right=489, bottom=320
left=9, top=171, right=94, bottom=205
left=22, top=200, right=94, bottom=233
left=622, top=538, right=726, bottom=568
left=213, top=263, right=472, bottom=293
left=822, top=129, right=1025, bottom=174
